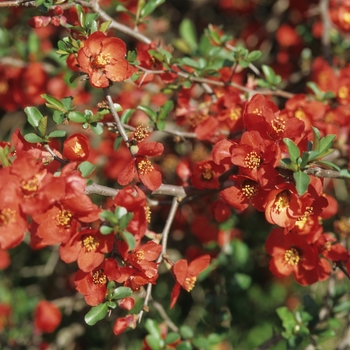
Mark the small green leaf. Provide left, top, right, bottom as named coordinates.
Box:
left=314, top=160, right=340, bottom=171
left=112, top=286, right=133, bottom=300
left=115, top=206, right=128, bottom=219
left=38, top=116, right=48, bottom=137
left=176, top=341, right=193, bottom=350
left=248, top=50, right=262, bottom=61
left=140, top=0, right=165, bottom=18
left=276, top=306, right=296, bottom=338
left=340, top=169, right=350, bottom=178
left=24, top=106, right=43, bottom=128
left=114, top=136, right=123, bottom=151
left=24, top=133, right=44, bottom=143
left=90, top=122, right=104, bottom=135
left=99, top=20, right=112, bottom=32
left=180, top=325, right=194, bottom=339
left=283, top=138, right=300, bottom=164
left=192, top=337, right=209, bottom=350
left=145, top=319, right=161, bottom=338
left=145, top=335, right=162, bottom=350
left=234, top=273, right=252, bottom=290
left=261, top=65, right=276, bottom=83
left=121, top=109, right=135, bottom=124
left=48, top=130, right=67, bottom=138
left=165, top=332, right=180, bottom=345
left=78, top=161, right=95, bottom=177
left=100, top=225, right=114, bottom=235
left=53, top=111, right=65, bottom=124
left=41, top=94, right=65, bottom=111
left=311, top=126, right=321, bottom=151
left=179, top=18, right=198, bottom=53
left=158, top=100, right=174, bottom=122
left=121, top=230, right=136, bottom=251
left=106, top=301, right=117, bottom=309
left=137, top=105, right=157, bottom=121
left=84, top=303, right=108, bottom=326
left=68, top=111, right=86, bottom=123
left=119, top=212, right=134, bottom=230
left=293, top=170, right=310, bottom=195
left=319, top=134, right=336, bottom=154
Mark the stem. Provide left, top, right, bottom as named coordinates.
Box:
left=103, top=87, right=130, bottom=145
left=138, top=197, right=180, bottom=322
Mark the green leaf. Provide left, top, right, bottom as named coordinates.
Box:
left=75, top=4, right=86, bottom=27
left=314, top=160, right=340, bottom=171
left=156, top=120, right=166, bottom=131
left=90, top=122, right=104, bottom=135
left=121, top=230, right=136, bottom=251
left=311, top=126, right=321, bottom=151
left=179, top=18, right=198, bottom=53
left=137, top=105, right=157, bottom=121
left=28, top=32, right=40, bottom=55
left=293, top=170, right=310, bottom=195
left=100, top=225, right=114, bottom=235
left=115, top=206, right=128, bottom=219
left=248, top=50, right=262, bottom=61
left=145, top=335, right=162, bottom=350
left=120, top=109, right=135, bottom=124
left=68, top=111, right=86, bottom=123
left=41, top=94, right=65, bottom=111
left=38, top=116, right=48, bottom=138
left=192, top=337, right=209, bottom=350
left=145, top=318, right=161, bottom=338
left=53, top=111, right=65, bottom=124
left=165, top=332, right=180, bottom=345
left=24, top=133, right=44, bottom=143
left=78, top=161, right=95, bottom=177
left=112, top=286, right=133, bottom=300
left=24, top=106, right=43, bottom=128
left=119, top=212, right=134, bottom=230
left=261, top=65, right=276, bottom=83
left=48, top=130, right=66, bottom=138
left=234, top=273, right=252, bottom=290
left=140, top=0, right=165, bottom=18
left=231, top=239, right=249, bottom=266
left=176, top=342, right=193, bottom=350
left=180, top=325, right=194, bottom=339
left=276, top=306, right=296, bottom=338
left=99, top=20, right=112, bottom=33
left=340, top=169, right=350, bottom=178
left=283, top=138, right=300, bottom=164
left=158, top=100, right=174, bottom=122
left=114, top=136, right=123, bottom=151
left=299, top=152, right=310, bottom=169
left=319, top=134, right=336, bottom=154
left=84, top=303, right=108, bottom=326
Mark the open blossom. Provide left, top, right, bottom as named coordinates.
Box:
left=77, top=31, right=135, bottom=88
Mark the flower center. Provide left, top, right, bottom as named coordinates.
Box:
left=134, top=125, right=150, bottom=142
left=294, top=108, right=305, bottom=120
left=135, top=251, right=144, bottom=262
left=56, top=209, right=72, bottom=227
left=201, top=166, right=213, bottom=181
left=273, top=191, right=290, bottom=214
left=229, top=107, right=241, bottom=121
left=137, top=159, right=154, bottom=175
left=0, top=208, right=16, bottom=226
left=92, top=269, right=107, bottom=285
left=270, top=117, right=286, bottom=136
left=343, top=12, right=350, bottom=24
left=91, top=53, right=111, bottom=69
left=184, top=276, right=197, bottom=291
left=338, top=86, right=348, bottom=99
left=241, top=181, right=257, bottom=198
left=83, top=235, right=99, bottom=252
left=144, top=205, right=151, bottom=223
left=21, top=175, right=39, bottom=197
left=284, top=247, right=300, bottom=265
left=244, top=151, right=261, bottom=169
left=72, top=141, right=85, bottom=156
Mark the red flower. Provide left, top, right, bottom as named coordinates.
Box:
left=74, top=258, right=123, bottom=306
left=63, top=133, right=90, bottom=162
left=170, top=254, right=210, bottom=309
left=230, top=130, right=281, bottom=186
left=59, top=228, right=114, bottom=272
left=191, top=160, right=225, bottom=190
left=117, top=142, right=164, bottom=191
left=34, top=301, right=62, bottom=333
left=265, top=228, right=319, bottom=285
left=77, top=31, right=135, bottom=88
left=113, top=314, right=137, bottom=335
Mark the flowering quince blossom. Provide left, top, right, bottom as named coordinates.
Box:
left=34, top=300, right=62, bottom=333
left=265, top=228, right=320, bottom=285
left=77, top=31, right=136, bottom=88
left=63, top=133, right=90, bottom=162
left=59, top=228, right=114, bottom=272
left=170, top=254, right=211, bottom=309
left=117, top=141, right=164, bottom=191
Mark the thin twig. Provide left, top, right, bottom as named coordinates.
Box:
left=103, top=87, right=130, bottom=145
left=138, top=197, right=180, bottom=322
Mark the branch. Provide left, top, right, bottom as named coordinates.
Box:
left=138, top=197, right=180, bottom=322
